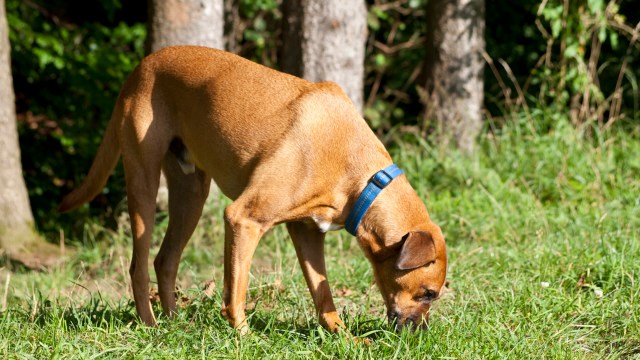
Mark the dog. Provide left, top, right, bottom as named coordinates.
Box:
left=59, top=46, right=447, bottom=333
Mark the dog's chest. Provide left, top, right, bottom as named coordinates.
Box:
left=311, top=216, right=343, bottom=233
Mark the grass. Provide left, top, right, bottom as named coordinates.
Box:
left=1, top=117, right=639, bottom=359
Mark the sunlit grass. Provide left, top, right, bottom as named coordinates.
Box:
left=1, top=118, right=639, bottom=358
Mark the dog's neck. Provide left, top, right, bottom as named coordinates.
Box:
left=354, top=176, right=432, bottom=261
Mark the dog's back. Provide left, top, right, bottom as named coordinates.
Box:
left=61, top=46, right=373, bottom=208
left=121, top=46, right=374, bottom=199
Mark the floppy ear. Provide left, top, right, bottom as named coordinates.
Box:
left=396, top=231, right=437, bottom=270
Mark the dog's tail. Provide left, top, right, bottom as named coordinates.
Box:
left=58, top=103, right=122, bottom=213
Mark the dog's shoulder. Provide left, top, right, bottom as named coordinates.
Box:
left=312, top=81, right=352, bottom=101
left=293, top=81, right=361, bottom=127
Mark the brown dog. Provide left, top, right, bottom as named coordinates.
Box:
left=59, top=46, right=447, bottom=332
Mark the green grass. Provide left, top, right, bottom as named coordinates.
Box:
left=2, top=118, right=639, bottom=358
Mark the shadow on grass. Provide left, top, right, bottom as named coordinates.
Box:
left=21, top=290, right=396, bottom=344
left=246, top=309, right=395, bottom=342
left=23, top=294, right=139, bottom=330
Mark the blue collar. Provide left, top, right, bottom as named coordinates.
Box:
left=345, top=164, right=404, bottom=235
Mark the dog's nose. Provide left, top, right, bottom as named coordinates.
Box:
left=389, top=312, right=430, bottom=331
left=387, top=309, right=400, bottom=325
left=407, top=315, right=429, bottom=330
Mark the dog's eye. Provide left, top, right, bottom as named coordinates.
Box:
left=422, top=289, right=438, bottom=302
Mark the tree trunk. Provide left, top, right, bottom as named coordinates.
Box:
left=147, top=0, right=224, bottom=54
left=223, top=0, right=241, bottom=53
left=0, top=0, right=60, bottom=269
left=146, top=0, right=224, bottom=208
left=280, top=0, right=367, bottom=112
left=423, top=0, right=485, bottom=154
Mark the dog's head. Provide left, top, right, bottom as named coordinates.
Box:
left=364, top=226, right=447, bottom=330
left=358, top=205, right=447, bottom=330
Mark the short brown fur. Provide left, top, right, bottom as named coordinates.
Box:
left=60, top=46, right=447, bottom=332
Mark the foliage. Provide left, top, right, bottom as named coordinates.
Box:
left=347, top=0, right=640, bottom=136
left=8, top=0, right=145, bottom=234
left=485, top=0, right=640, bottom=128
left=227, top=0, right=282, bottom=66
left=2, top=119, right=639, bottom=357
left=364, top=0, right=427, bottom=133
left=366, top=0, right=640, bottom=133
left=6, top=0, right=640, bottom=238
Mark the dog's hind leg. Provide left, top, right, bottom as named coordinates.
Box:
left=286, top=222, right=345, bottom=332
left=154, top=150, right=211, bottom=317
left=123, top=157, right=161, bottom=326
left=120, top=101, right=168, bottom=326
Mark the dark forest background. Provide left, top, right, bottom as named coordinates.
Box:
left=8, top=0, right=639, bottom=237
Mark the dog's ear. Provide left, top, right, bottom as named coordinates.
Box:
left=396, top=231, right=437, bottom=270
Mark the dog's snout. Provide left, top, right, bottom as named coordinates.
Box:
left=407, top=314, right=429, bottom=329
left=387, top=309, right=400, bottom=324
left=389, top=310, right=429, bottom=331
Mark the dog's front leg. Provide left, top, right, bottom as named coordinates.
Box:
left=286, top=222, right=345, bottom=332
left=221, top=203, right=267, bottom=334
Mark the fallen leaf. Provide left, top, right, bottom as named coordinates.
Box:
left=148, top=288, right=160, bottom=304
left=203, top=280, right=216, bottom=297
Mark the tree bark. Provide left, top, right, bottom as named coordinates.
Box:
left=280, top=0, right=367, bottom=112
left=423, top=0, right=485, bottom=154
left=0, top=0, right=60, bottom=268
left=147, top=0, right=224, bottom=54
left=0, top=0, right=33, bottom=238
left=223, top=0, right=241, bottom=53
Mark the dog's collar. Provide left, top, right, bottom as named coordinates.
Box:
left=345, top=164, right=404, bottom=236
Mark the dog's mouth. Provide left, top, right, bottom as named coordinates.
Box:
left=387, top=310, right=429, bottom=331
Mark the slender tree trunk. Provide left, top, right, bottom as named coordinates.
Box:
left=0, top=0, right=59, bottom=268
left=146, top=0, right=224, bottom=208
left=0, top=0, right=33, bottom=238
left=223, top=0, right=242, bottom=53
left=280, top=0, right=367, bottom=112
left=423, top=0, right=485, bottom=154
left=147, top=0, right=224, bottom=53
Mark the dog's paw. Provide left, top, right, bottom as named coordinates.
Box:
left=319, top=311, right=346, bottom=333
left=236, top=323, right=251, bottom=336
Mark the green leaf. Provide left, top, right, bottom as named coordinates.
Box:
left=254, top=17, right=267, bottom=32
left=587, top=0, right=604, bottom=14
left=609, top=32, right=619, bottom=49
left=364, top=107, right=381, bottom=129
left=563, top=43, right=578, bottom=59
left=408, top=0, right=423, bottom=9
left=372, top=7, right=389, bottom=21
left=598, top=27, right=606, bottom=43
left=244, top=29, right=262, bottom=42
left=374, top=53, right=387, bottom=68
left=551, top=18, right=562, bottom=38
left=392, top=107, right=405, bottom=119
left=367, top=12, right=380, bottom=31
left=53, top=58, right=65, bottom=70
left=35, top=36, right=50, bottom=47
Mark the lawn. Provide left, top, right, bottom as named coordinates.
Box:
left=1, top=119, right=639, bottom=359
